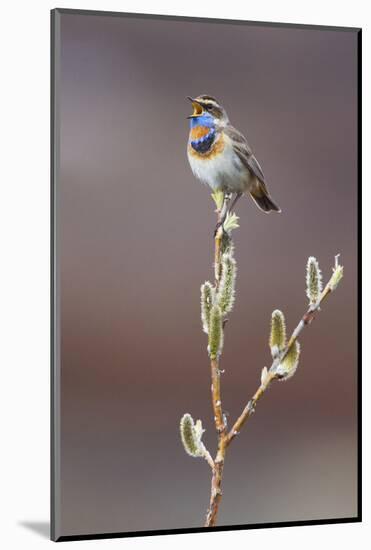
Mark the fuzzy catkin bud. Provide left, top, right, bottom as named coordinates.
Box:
left=223, top=212, right=240, bottom=233
left=180, top=413, right=204, bottom=457
left=306, top=257, right=322, bottom=307
left=269, top=310, right=286, bottom=358
left=208, top=305, right=223, bottom=359
left=217, top=253, right=236, bottom=315
left=276, top=341, right=301, bottom=380
left=201, top=282, right=215, bottom=334
left=328, top=255, right=344, bottom=291
left=261, top=366, right=269, bottom=386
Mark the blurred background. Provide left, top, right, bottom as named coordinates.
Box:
left=57, top=12, right=358, bottom=537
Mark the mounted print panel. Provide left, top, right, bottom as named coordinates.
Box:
left=51, top=8, right=361, bottom=541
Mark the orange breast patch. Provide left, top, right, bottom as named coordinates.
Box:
left=188, top=133, right=225, bottom=160
left=190, top=126, right=211, bottom=140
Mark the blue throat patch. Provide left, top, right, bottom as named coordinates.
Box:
left=189, top=113, right=215, bottom=129
left=191, top=128, right=216, bottom=153
left=189, top=114, right=216, bottom=153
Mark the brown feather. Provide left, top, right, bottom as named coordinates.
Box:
left=250, top=179, right=281, bottom=213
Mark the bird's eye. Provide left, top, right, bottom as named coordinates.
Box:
left=205, top=104, right=213, bottom=111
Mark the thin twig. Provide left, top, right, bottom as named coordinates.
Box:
left=205, top=199, right=228, bottom=527
left=227, top=280, right=337, bottom=444
left=226, top=372, right=276, bottom=445
left=205, top=438, right=227, bottom=526
left=210, top=358, right=225, bottom=435
left=202, top=448, right=215, bottom=470
left=210, top=201, right=228, bottom=436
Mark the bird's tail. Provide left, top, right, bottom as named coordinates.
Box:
left=250, top=180, right=281, bottom=213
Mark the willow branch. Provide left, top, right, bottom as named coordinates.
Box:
left=214, top=198, right=229, bottom=287
left=202, top=448, right=215, bottom=470
left=205, top=439, right=227, bottom=527
left=210, top=358, right=225, bottom=435
left=210, top=198, right=229, bottom=437
left=227, top=261, right=342, bottom=444
left=204, top=197, right=230, bottom=528
left=180, top=186, right=343, bottom=529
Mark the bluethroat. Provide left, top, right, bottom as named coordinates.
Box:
left=186, top=95, right=281, bottom=225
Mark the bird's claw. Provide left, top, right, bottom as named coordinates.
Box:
left=214, top=220, right=227, bottom=238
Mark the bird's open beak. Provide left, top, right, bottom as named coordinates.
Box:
left=187, top=96, right=203, bottom=118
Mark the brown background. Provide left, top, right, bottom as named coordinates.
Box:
left=57, top=12, right=358, bottom=536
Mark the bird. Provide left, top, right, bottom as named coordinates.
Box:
left=186, top=95, right=281, bottom=225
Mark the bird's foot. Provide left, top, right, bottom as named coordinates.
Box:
left=214, top=220, right=228, bottom=238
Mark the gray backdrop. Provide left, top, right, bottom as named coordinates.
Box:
left=56, top=12, right=358, bottom=537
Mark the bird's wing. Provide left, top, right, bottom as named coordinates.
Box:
left=225, top=125, right=266, bottom=184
